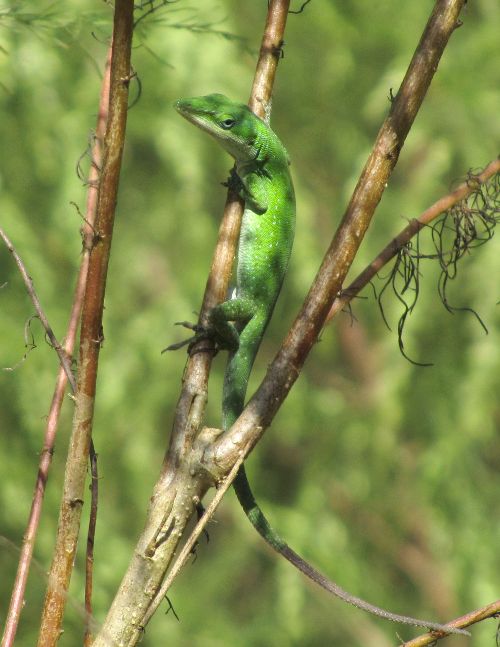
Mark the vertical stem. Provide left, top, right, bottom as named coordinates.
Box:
left=163, top=0, right=290, bottom=475
left=210, top=0, right=466, bottom=469
left=1, top=46, right=112, bottom=647
left=92, top=2, right=293, bottom=646
left=37, top=3, right=134, bottom=644
left=249, top=0, right=291, bottom=114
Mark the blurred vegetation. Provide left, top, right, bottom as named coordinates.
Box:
left=0, top=1, right=499, bottom=645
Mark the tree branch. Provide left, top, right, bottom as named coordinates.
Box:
left=400, top=599, right=500, bottom=646
left=141, top=451, right=246, bottom=627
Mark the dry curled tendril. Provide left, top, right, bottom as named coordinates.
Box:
left=375, top=170, right=499, bottom=366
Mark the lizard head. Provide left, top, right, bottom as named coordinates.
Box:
left=174, top=93, right=265, bottom=162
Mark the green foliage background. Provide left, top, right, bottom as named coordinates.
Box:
left=0, top=1, right=499, bottom=645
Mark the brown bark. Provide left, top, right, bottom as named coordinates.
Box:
left=36, top=3, right=134, bottom=644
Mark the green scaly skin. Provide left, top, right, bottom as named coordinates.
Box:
left=172, top=93, right=465, bottom=636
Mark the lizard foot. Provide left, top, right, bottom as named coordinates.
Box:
left=162, top=321, right=217, bottom=355
left=222, top=166, right=244, bottom=193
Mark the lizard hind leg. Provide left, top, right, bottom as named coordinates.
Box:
left=209, top=295, right=257, bottom=353
left=163, top=296, right=257, bottom=355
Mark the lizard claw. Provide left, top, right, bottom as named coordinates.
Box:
left=222, top=166, right=244, bottom=193
left=162, top=338, right=192, bottom=352
left=173, top=320, right=200, bottom=331
left=162, top=321, right=216, bottom=355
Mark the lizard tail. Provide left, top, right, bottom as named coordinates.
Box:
left=222, top=321, right=465, bottom=634
left=233, top=466, right=468, bottom=636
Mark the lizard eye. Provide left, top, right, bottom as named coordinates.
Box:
left=220, top=118, right=236, bottom=129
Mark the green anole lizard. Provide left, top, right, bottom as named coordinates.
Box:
left=169, top=93, right=466, bottom=636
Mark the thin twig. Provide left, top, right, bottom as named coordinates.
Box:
left=84, top=447, right=99, bottom=647
left=0, top=228, right=76, bottom=392
left=326, top=158, right=500, bottom=322
left=400, top=599, right=500, bottom=646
